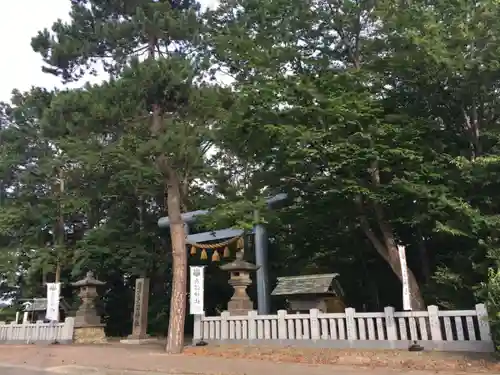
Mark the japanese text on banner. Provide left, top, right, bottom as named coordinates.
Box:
left=46, top=282, right=61, bottom=321
left=189, top=266, right=204, bottom=315
left=398, top=245, right=412, bottom=311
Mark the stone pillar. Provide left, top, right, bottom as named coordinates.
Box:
left=227, top=273, right=254, bottom=315
left=122, top=277, right=150, bottom=343
left=254, top=210, right=270, bottom=314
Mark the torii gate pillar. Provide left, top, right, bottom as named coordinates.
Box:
left=158, top=193, right=287, bottom=315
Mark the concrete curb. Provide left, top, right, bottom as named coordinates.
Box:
left=0, top=362, right=48, bottom=372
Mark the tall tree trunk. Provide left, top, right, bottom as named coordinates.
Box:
left=146, top=34, right=187, bottom=353
left=370, top=160, right=425, bottom=310
left=55, top=264, right=61, bottom=284
left=359, top=212, right=425, bottom=310
left=164, top=173, right=187, bottom=353
left=462, top=103, right=481, bottom=160
left=149, top=104, right=187, bottom=353
left=417, top=231, right=430, bottom=282
left=55, top=167, right=64, bottom=284
left=358, top=159, right=426, bottom=311
left=378, top=221, right=425, bottom=310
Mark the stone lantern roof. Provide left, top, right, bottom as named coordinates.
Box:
left=219, top=251, right=259, bottom=272
left=71, top=271, right=105, bottom=288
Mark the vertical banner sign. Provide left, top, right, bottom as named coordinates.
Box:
left=398, top=245, right=412, bottom=311
left=190, top=266, right=204, bottom=315
left=45, top=282, right=61, bottom=321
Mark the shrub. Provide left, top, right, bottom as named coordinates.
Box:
left=480, top=268, right=500, bottom=350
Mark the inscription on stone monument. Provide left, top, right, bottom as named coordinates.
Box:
left=133, top=280, right=143, bottom=328
left=128, top=277, right=149, bottom=341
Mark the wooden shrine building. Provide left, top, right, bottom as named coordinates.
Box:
left=271, top=273, right=345, bottom=313
left=23, top=298, right=71, bottom=323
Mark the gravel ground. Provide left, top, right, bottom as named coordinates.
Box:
left=183, top=344, right=500, bottom=373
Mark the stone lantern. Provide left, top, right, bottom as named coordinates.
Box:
left=220, top=250, right=259, bottom=315
left=71, top=271, right=107, bottom=344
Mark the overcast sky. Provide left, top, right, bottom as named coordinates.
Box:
left=0, top=0, right=219, bottom=103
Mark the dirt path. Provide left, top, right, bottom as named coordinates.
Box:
left=0, top=344, right=497, bottom=375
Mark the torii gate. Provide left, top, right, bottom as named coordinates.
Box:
left=157, top=193, right=287, bottom=315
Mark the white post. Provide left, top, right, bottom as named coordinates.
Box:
left=427, top=305, right=442, bottom=341
left=309, top=309, right=320, bottom=340
left=384, top=306, right=397, bottom=340
left=34, top=320, right=43, bottom=342
left=60, top=317, right=73, bottom=342
left=7, top=322, right=14, bottom=341
left=345, top=307, right=357, bottom=340
left=277, top=310, right=287, bottom=340
left=193, top=313, right=204, bottom=343
left=475, top=303, right=492, bottom=342
left=21, top=320, right=27, bottom=342
left=248, top=311, right=257, bottom=340
left=220, top=311, right=230, bottom=340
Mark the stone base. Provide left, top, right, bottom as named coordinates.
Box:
left=120, top=337, right=158, bottom=345
left=228, top=297, right=254, bottom=316
left=229, top=309, right=253, bottom=316
left=74, top=325, right=107, bottom=344
left=120, top=333, right=155, bottom=345
left=127, top=332, right=150, bottom=339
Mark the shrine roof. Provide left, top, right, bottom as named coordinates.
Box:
left=23, top=298, right=71, bottom=312
left=271, top=273, right=343, bottom=297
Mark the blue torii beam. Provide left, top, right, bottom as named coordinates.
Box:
left=157, top=193, right=287, bottom=229
left=186, top=228, right=247, bottom=243
left=157, top=193, right=287, bottom=315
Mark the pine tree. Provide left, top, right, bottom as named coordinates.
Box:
left=31, top=0, right=220, bottom=352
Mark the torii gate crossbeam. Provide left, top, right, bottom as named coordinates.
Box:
left=157, top=193, right=287, bottom=315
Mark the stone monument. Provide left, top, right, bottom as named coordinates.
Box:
left=120, top=277, right=153, bottom=344
left=220, top=250, right=259, bottom=315
left=71, top=271, right=107, bottom=344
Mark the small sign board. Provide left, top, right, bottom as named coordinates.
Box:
left=398, top=245, right=412, bottom=311
left=189, top=266, right=204, bottom=315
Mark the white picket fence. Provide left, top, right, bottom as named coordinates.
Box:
left=193, top=304, right=494, bottom=352
left=0, top=317, right=74, bottom=344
